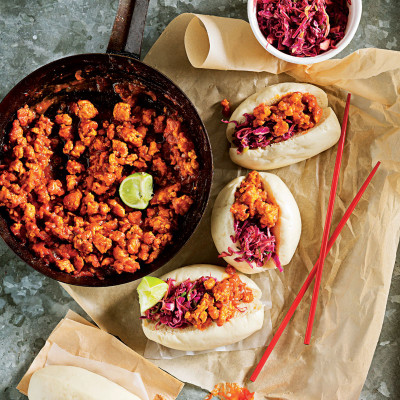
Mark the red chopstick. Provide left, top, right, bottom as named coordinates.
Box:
left=304, top=93, right=352, bottom=345
left=249, top=161, right=381, bottom=382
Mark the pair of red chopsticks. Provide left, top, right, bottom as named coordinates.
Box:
left=250, top=93, right=381, bottom=382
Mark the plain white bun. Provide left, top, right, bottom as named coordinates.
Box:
left=226, top=82, right=341, bottom=170
left=211, top=173, right=301, bottom=274
left=28, top=366, right=141, bottom=400
left=142, top=265, right=264, bottom=351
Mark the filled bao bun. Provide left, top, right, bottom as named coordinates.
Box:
left=142, top=265, right=264, bottom=351
left=211, top=173, right=301, bottom=274
left=28, top=365, right=141, bottom=400
left=227, top=82, right=341, bottom=170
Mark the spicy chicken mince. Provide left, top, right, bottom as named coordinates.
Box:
left=226, top=92, right=322, bottom=154
left=142, top=266, right=254, bottom=331
left=0, top=84, right=200, bottom=279
left=220, top=171, right=281, bottom=269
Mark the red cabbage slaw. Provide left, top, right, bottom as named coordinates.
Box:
left=223, top=112, right=296, bottom=154
left=142, top=276, right=211, bottom=329
left=256, top=0, right=350, bottom=57
left=220, top=219, right=282, bottom=272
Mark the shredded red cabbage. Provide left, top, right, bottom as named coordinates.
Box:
left=224, top=115, right=295, bottom=154
left=256, top=0, right=350, bottom=57
left=219, top=219, right=282, bottom=272
left=142, top=276, right=212, bottom=329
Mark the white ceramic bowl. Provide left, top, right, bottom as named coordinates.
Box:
left=248, top=0, right=362, bottom=65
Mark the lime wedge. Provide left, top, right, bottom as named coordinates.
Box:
left=137, top=276, right=169, bottom=314
left=119, top=172, right=153, bottom=209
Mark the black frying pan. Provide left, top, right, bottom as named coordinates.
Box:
left=0, top=0, right=213, bottom=287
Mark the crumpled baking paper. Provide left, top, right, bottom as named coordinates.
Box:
left=61, top=14, right=400, bottom=400
left=17, top=310, right=183, bottom=400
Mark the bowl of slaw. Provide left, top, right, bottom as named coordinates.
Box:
left=248, top=0, right=362, bottom=65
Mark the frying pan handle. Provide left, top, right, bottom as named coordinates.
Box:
left=107, top=0, right=150, bottom=59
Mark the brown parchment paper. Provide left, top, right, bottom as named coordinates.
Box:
left=17, top=310, right=183, bottom=400
left=61, top=14, right=400, bottom=400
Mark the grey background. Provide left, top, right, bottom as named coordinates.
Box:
left=0, top=0, right=399, bottom=399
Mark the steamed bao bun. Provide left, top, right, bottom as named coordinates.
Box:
left=28, top=365, right=141, bottom=400
left=211, top=172, right=301, bottom=274
left=226, top=82, right=341, bottom=170
left=142, top=265, right=264, bottom=351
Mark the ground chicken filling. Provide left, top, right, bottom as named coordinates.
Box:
left=0, top=90, right=199, bottom=278
left=229, top=92, right=322, bottom=153
left=220, top=171, right=281, bottom=270
left=143, top=266, right=254, bottom=330
left=204, top=383, right=254, bottom=400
